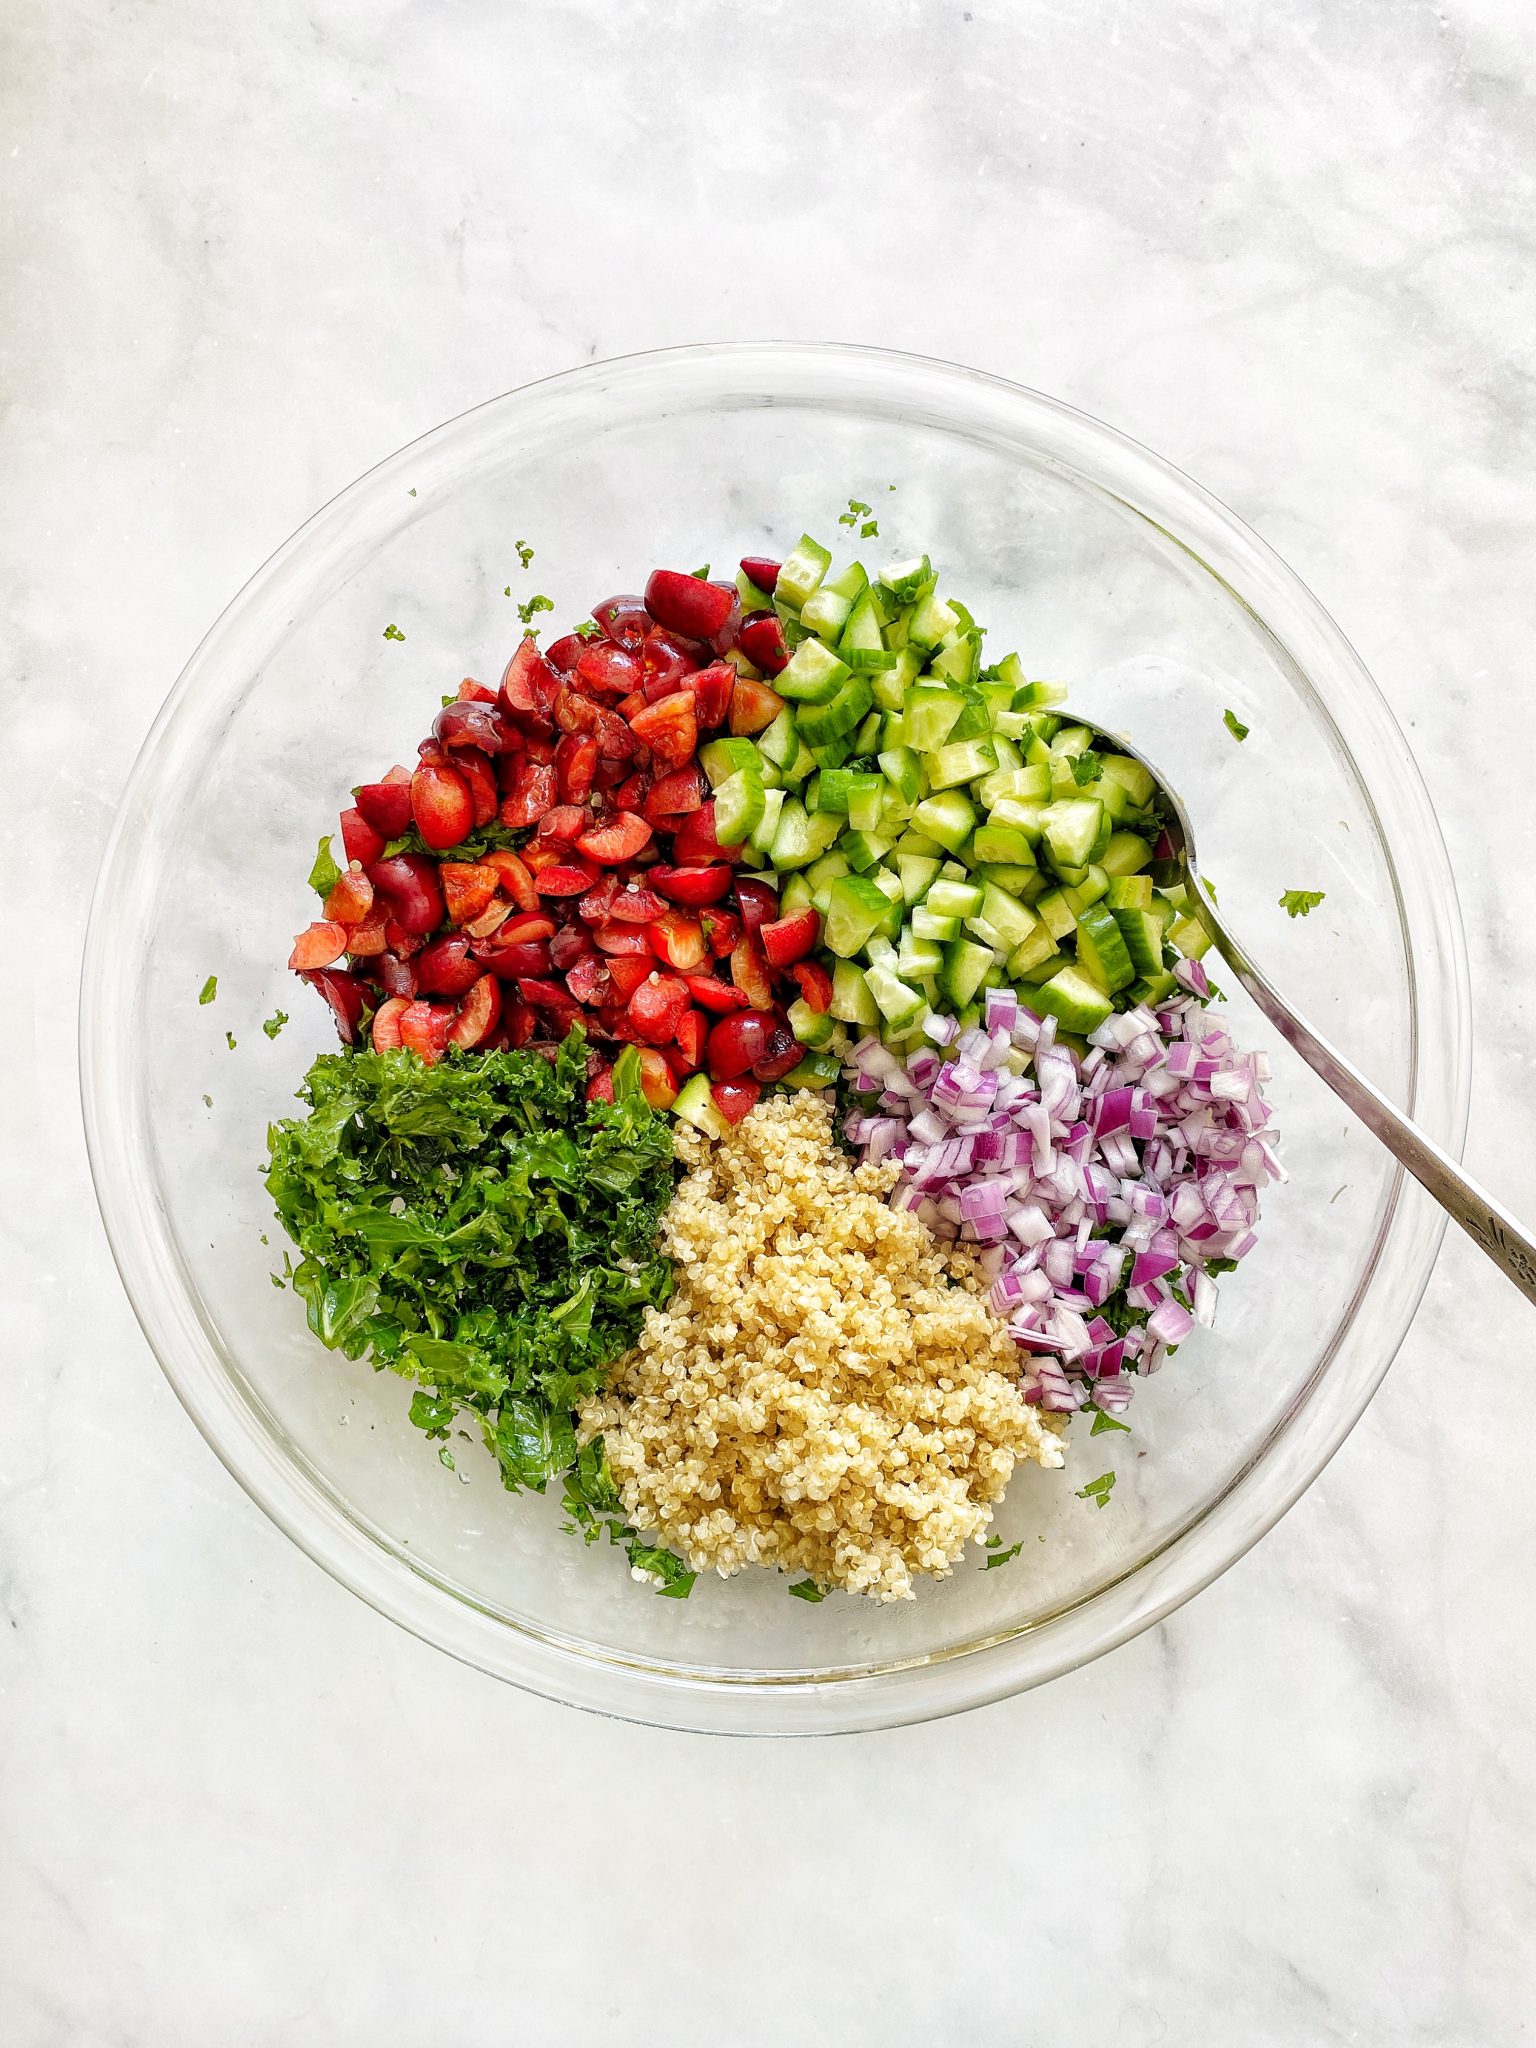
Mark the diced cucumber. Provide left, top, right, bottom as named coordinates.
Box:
left=1111, top=906, right=1165, bottom=978
left=824, top=874, right=894, bottom=955
left=972, top=882, right=1040, bottom=951
left=988, top=796, right=1047, bottom=841
left=908, top=584, right=960, bottom=650
left=871, top=645, right=922, bottom=712
left=896, top=929, right=944, bottom=980
left=700, top=736, right=764, bottom=787
left=757, top=707, right=800, bottom=772
left=977, top=762, right=1051, bottom=809
left=925, top=876, right=983, bottom=920
left=971, top=822, right=1037, bottom=867
left=736, top=567, right=775, bottom=611
left=879, top=554, right=932, bottom=604
left=787, top=997, right=836, bottom=1048
left=848, top=779, right=886, bottom=834
left=672, top=1073, right=728, bottom=1138
left=1074, top=903, right=1136, bottom=994
left=865, top=962, right=925, bottom=1030
left=830, top=959, right=879, bottom=1028
left=986, top=865, right=1047, bottom=902
left=906, top=685, right=964, bottom=754
left=895, top=852, right=941, bottom=905
left=713, top=767, right=765, bottom=846
left=1101, top=831, right=1153, bottom=877
left=781, top=1051, right=841, bottom=1089
left=1041, top=798, right=1104, bottom=872
left=775, top=638, right=849, bottom=705
left=840, top=828, right=894, bottom=873
left=851, top=710, right=884, bottom=755
left=925, top=737, right=997, bottom=790
left=912, top=788, right=976, bottom=853
left=945, top=689, right=993, bottom=742
left=797, top=670, right=873, bottom=744
left=1106, top=873, right=1153, bottom=911
left=878, top=745, right=924, bottom=805
left=838, top=587, right=886, bottom=663
left=749, top=785, right=786, bottom=853
left=814, top=767, right=878, bottom=815
left=767, top=796, right=819, bottom=870
left=939, top=937, right=995, bottom=1010
left=911, top=904, right=960, bottom=942
left=802, top=574, right=861, bottom=643
left=776, top=534, right=832, bottom=611
left=1008, top=925, right=1061, bottom=977
left=1087, top=805, right=1114, bottom=864
left=1098, top=752, right=1156, bottom=810
left=1166, top=912, right=1212, bottom=960
left=1033, top=964, right=1114, bottom=1035
left=894, top=829, right=943, bottom=858
left=1036, top=888, right=1077, bottom=941
left=780, top=873, right=815, bottom=915
left=807, top=735, right=852, bottom=771
left=929, top=632, right=982, bottom=688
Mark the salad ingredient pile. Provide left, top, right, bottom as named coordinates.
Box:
left=581, top=1091, right=1064, bottom=1602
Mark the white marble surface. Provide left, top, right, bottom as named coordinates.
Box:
left=4, top=0, right=1535, bottom=2040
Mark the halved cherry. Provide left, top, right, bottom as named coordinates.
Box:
left=627, top=692, right=697, bottom=772
left=752, top=1028, right=804, bottom=1083
left=577, top=872, right=621, bottom=924
left=576, top=811, right=652, bottom=862
left=576, top=640, right=644, bottom=700
left=496, top=911, right=556, bottom=944
left=300, top=968, right=368, bottom=1045
left=447, top=973, right=502, bottom=1048
left=685, top=661, right=734, bottom=730
left=289, top=920, right=349, bottom=971
left=683, top=972, right=750, bottom=1014
left=439, top=861, right=501, bottom=926
left=643, top=628, right=702, bottom=692
left=711, top=1077, right=762, bottom=1125
left=455, top=749, right=500, bottom=827
left=635, top=1047, right=679, bottom=1109
left=411, top=759, right=474, bottom=850
left=481, top=849, right=538, bottom=914
left=367, top=853, right=445, bottom=935
left=555, top=733, right=598, bottom=804
left=545, top=632, right=585, bottom=673
left=670, top=802, right=733, bottom=865
left=344, top=909, right=389, bottom=958
left=791, top=959, right=834, bottom=1013
left=534, top=863, right=600, bottom=897
left=593, top=923, right=655, bottom=957
left=520, top=839, right=564, bottom=875
left=648, top=911, right=707, bottom=972
left=399, top=999, right=452, bottom=1065
left=706, top=1010, right=777, bottom=1080
left=500, top=635, right=559, bottom=720
left=455, top=676, right=499, bottom=705
left=616, top=690, right=648, bottom=721
left=703, top=584, right=742, bottom=654
left=415, top=934, right=483, bottom=997
left=728, top=673, right=786, bottom=733
left=674, top=1009, right=707, bottom=1072
left=644, top=764, right=705, bottom=818
left=505, top=999, right=538, bottom=1048
left=462, top=899, right=513, bottom=942
left=626, top=971, right=690, bottom=1045
left=499, top=760, right=559, bottom=829
left=592, top=593, right=652, bottom=650
left=730, top=935, right=774, bottom=1009
left=606, top=883, right=667, bottom=923
left=649, top=863, right=733, bottom=907
left=737, top=611, right=790, bottom=678
left=548, top=924, right=596, bottom=971
left=536, top=804, right=589, bottom=844
left=644, top=569, right=736, bottom=641
left=605, top=953, right=655, bottom=1000
left=371, top=994, right=410, bottom=1051
left=516, top=978, right=584, bottom=1030
left=377, top=952, right=417, bottom=999
left=324, top=863, right=374, bottom=926
left=340, top=805, right=385, bottom=867
left=381, top=921, right=424, bottom=960
left=586, top=1066, right=615, bottom=1104
left=733, top=877, right=780, bottom=936
left=566, top=952, right=615, bottom=1007
left=478, top=938, right=553, bottom=979
left=700, top=906, right=741, bottom=958
left=759, top=907, right=820, bottom=968
left=433, top=697, right=512, bottom=754
left=739, top=556, right=781, bottom=595
left=354, top=778, right=414, bottom=838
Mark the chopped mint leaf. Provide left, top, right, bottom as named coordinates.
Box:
left=1280, top=889, right=1326, bottom=918
left=574, top=619, right=602, bottom=639
left=438, top=1446, right=456, bottom=1471
left=1223, top=708, right=1249, bottom=742
left=983, top=1540, right=1023, bottom=1569
left=269, top=1272, right=285, bottom=1288
left=307, top=835, right=342, bottom=899
left=515, top=539, right=534, bottom=568
left=1207, top=1255, right=1240, bottom=1274
left=627, top=1540, right=696, bottom=1597
left=503, top=585, right=511, bottom=597
left=382, top=622, right=405, bottom=641
left=1076, top=1470, right=1116, bottom=1508
left=787, top=1578, right=826, bottom=1602
left=262, top=1010, right=289, bottom=1040
left=1069, top=753, right=1100, bottom=786
left=225, top=1031, right=237, bottom=1051
left=198, top=975, right=218, bottom=1006
left=690, top=564, right=710, bottom=579
left=839, top=497, right=872, bottom=527
left=860, top=519, right=879, bottom=538
left=1090, top=1409, right=1131, bottom=1435
left=408, top=487, right=417, bottom=498
left=516, top=593, right=554, bottom=627
left=202, top=1093, right=213, bottom=1108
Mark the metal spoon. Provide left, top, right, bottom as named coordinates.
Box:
left=1078, top=719, right=1536, bottom=1307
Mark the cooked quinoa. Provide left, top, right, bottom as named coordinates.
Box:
left=579, top=1091, right=1066, bottom=1602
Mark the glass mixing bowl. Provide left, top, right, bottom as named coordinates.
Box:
left=80, top=343, right=1470, bottom=1733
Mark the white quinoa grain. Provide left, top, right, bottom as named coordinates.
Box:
left=579, top=1092, right=1065, bottom=1602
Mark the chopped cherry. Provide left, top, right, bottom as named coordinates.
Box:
left=751, top=1028, right=804, bottom=1084
left=699, top=906, right=741, bottom=958
left=439, top=861, right=500, bottom=925
left=683, top=972, right=751, bottom=1014
left=533, top=863, right=600, bottom=897
left=649, top=863, right=733, bottom=907
left=545, top=632, right=585, bottom=673
left=455, top=750, right=501, bottom=827
left=604, top=954, right=655, bottom=1000
left=730, top=934, right=774, bottom=1009
left=415, top=934, right=482, bottom=997
left=669, top=800, right=733, bottom=866
left=353, top=779, right=414, bottom=839
left=627, top=692, right=697, bottom=772
left=399, top=999, right=452, bottom=1064
left=367, top=853, right=445, bottom=934
left=481, top=849, right=538, bottom=913
left=674, top=1009, right=707, bottom=1072
left=377, top=952, right=417, bottom=999
left=554, top=733, right=598, bottom=804
left=447, top=973, right=502, bottom=1048
left=289, top=920, right=350, bottom=971
left=685, top=661, right=735, bottom=730
left=592, top=923, right=656, bottom=957
left=626, top=971, right=690, bottom=1045
left=340, top=805, right=385, bottom=867
left=300, top=968, right=367, bottom=1045
left=759, top=907, right=820, bottom=968
left=410, top=759, right=474, bottom=849
left=370, top=994, right=410, bottom=1050
left=566, top=952, right=615, bottom=1007
left=499, top=760, right=559, bottom=829
left=499, top=636, right=559, bottom=720
left=737, top=612, right=790, bottom=678
left=791, top=959, right=834, bottom=1013
left=433, top=698, right=512, bottom=754
left=644, top=569, right=737, bottom=641
left=576, top=640, right=644, bottom=700
left=732, top=877, right=780, bottom=936
left=728, top=673, right=786, bottom=733
left=548, top=923, right=596, bottom=971
left=706, top=1010, right=777, bottom=1080
left=644, top=764, right=706, bottom=817
left=648, top=911, right=707, bottom=972
left=643, top=628, right=702, bottom=693
left=605, top=883, right=667, bottom=923
left=635, top=1047, right=679, bottom=1109
left=575, top=811, right=653, bottom=862
left=324, top=863, right=374, bottom=926
left=536, top=804, right=590, bottom=844
left=710, top=1077, right=762, bottom=1125
left=344, top=909, right=389, bottom=958
left=739, top=557, right=781, bottom=595
left=591, top=593, right=652, bottom=650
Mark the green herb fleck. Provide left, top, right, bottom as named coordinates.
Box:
left=408, top=487, right=417, bottom=498
left=262, top=1010, right=289, bottom=1040
left=1070, top=753, right=1100, bottom=787
left=515, top=540, right=534, bottom=569
left=307, top=835, right=342, bottom=900
left=503, top=585, right=511, bottom=597
left=438, top=1446, right=456, bottom=1471
left=516, top=593, right=554, bottom=627
left=787, top=1578, right=827, bottom=1602
left=269, top=1272, right=285, bottom=1288
left=1076, top=1470, right=1117, bottom=1508
left=1090, top=1409, right=1131, bottom=1435
left=690, top=564, right=710, bottom=579
left=198, top=975, right=218, bottom=1006
left=860, top=519, right=879, bottom=538
left=574, top=619, right=603, bottom=640
left=225, top=1031, right=237, bottom=1051
left=383, top=622, right=405, bottom=642
left=1223, top=708, right=1249, bottom=742
left=1280, top=889, right=1326, bottom=918
left=983, top=1540, right=1024, bottom=1569
left=839, top=498, right=872, bottom=528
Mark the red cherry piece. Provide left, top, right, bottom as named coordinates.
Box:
left=399, top=999, right=452, bottom=1064
left=447, top=973, right=502, bottom=1048
left=670, top=801, right=733, bottom=866
left=791, top=959, right=834, bottom=1013
left=576, top=641, right=644, bottom=700
left=536, top=804, right=590, bottom=844
left=433, top=698, right=512, bottom=754
left=566, top=953, right=615, bottom=1007
left=499, top=761, right=559, bottom=829
left=415, top=934, right=483, bottom=997
left=627, top=693, right=697, bottom=773
left=533, top=863, right=600, bottom=897
left=686, top=661, right=735, bottom=730
left=575, top=811, right=652, bottom=863
left=548, top=924, right=596, bottom=971
left=289, top=921, right=350, bottom=971
left=700, top=906, right=741, bottom=958
left=684, top=971, right=750, bottom=1014
left=649, top=864, right=733, bottom=907
left=439, top=861, right=500, bottom=926
left=323, top=863, right=374, bottom=926
left=737, top=612, right=790, bottom=678
left=411, top=760, right=474, bottom=850
left=604, top=954, right=654, bottom=1000
left=481, top=850, right=537, bottom=914
left=751, top=1029, right=804, bottom=1084
left=377, top=952, right=417, bottom=999
left=300, top=968, right=367, bottom=1046
left=340, top=805, right=385, bottom=868
left=591, top=594, right=652, bottom=650
left=545, top=632, right=585, bottom=673
left=626, top=971, right=691, bottom=1046
left=555, top=733, right=598, bottom=804
left=759, top=907, right=820, bottom=968
left=728, top=674, right=786, bottom=733
left=643, top=628, right=702, bottom=693
left=354, top=779, right=414, bottom=839
left=644, top=569, right=736, bottom=641
left=367, top=853, right=445, bottom=935
left=371, top=995, right=410, bottom=1051
left=605, top=883, right=667, bottom=923
left=644, top=764, right=706, bottom=818
left=706, top=1010, right=777, bottom=1080
left=674, top=1009, right=707, bottom=1072
left=730, top=935, right=774, bottom=1010
left=732, top=877, right=780, bottom=936
left=635, top=1047, right=679, bottom=1109
left=711, top=1077, right=762, bottom=1125
left=500, top=636, right=559, bottom=720
left=647, top=911, right=707, bottom=972
left=739, top=557, right=781, bottom=596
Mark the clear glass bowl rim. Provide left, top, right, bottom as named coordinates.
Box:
left=80, top=341, right=1471, bottom=1735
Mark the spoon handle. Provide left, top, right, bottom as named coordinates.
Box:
left=1198, top=908, right=1536, bottom=1307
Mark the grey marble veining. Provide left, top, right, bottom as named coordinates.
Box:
left=3, top=1, right=1535, bottom=2042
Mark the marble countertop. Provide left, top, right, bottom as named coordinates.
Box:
left=5, top=1, right=1535, bottom=2040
